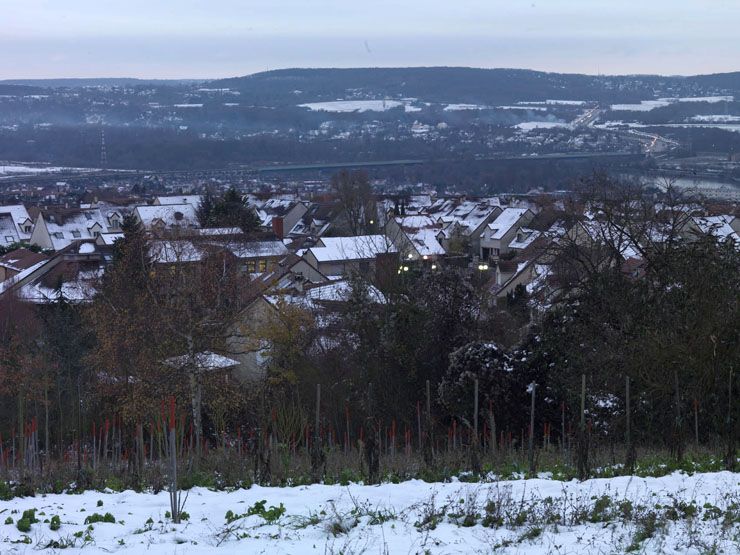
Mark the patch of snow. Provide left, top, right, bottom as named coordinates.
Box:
left=298, top=100, right=405, bottom=113
left=1, top=471, right=734, bottom=554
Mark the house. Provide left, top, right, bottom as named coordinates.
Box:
left=480, top=208, right=534, bottom=260
left=30, top=208, right=122, bottom=251
left=1, top=241, right=107, bottom=303
left=149, top=236, right=288, bottom=274
left=255, top=253, right=330, bottom=294
left=0, top=248, right=48, bottom=282
left=384, top=215, right=446, bottom=261
left=0, top=205, right=34, bottom=245
left=227, top=277, right=387, bottom=379
left=133, top=204, right=199, bottom=232
left=252, top=198, right=308, bottom=239
left=288, top=201, right=344, bottom=239
left=686, top=215, right=739, bottom=245
left=302, top=235, right=397, bottom=277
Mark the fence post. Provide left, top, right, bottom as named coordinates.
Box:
left=473, top=379, right=479, bottom=442
left=311, top=384, right=324, bottom=482
left=528, top=382, right=536, bottom=475
left=169, top=396, right=180, bottom=524
left=577, top=374, right=589, bottom=480
left=625, top=375, right=636, bottom=473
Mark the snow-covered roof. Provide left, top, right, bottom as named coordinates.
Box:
left=487, top=208, right=531, bottom=240
left=408, top=228, right=446, bottom=256
left=226, top=240, right=289, bottom=259
left=305, top=280, right=386, bottom=304
left=0, top=259, right=49, bottom=294
left=580, top=220, right=642, bottom=260
left=135, top=204, right=198, bottom=229
left=508, top=228, right=541, bottom=250
left=155, top=195, right=202, bottom=208
left=396, top=215, right=437, bottom=229
left=0, top=204, right=33, bottom=242
left=692, top=216, right=738, bottom=243
left=97, top=232, right=124, bottom=245
left=309, top=235, right=396, bottom=262
left=267, top=279, right=386, bottom=310
left=150, top=240, right=203, bottom=263
left=42, top=209, right=114, bottom=250
left=150, top=239, right=289, bottom=264
left=164, top=351, right=239, bottom=371
left=18, top=277, right=97, bottom=304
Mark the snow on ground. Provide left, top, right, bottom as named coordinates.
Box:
left=298, top=100, right=405, bottom=112
left=610, top=100, right=672, bottom=112
left=545, top=100, right=588, bottom=105
left=691, top=115, right=740, bottom=123
left=0, top=164, right=96, bottom=176
left=515, top=121, right=572, bottom=130
left=497, top=106, right=548, bottom=111
left=444, top=103, right=490, bottom=111
left=0, top=471, right=736, bottom=553
left=611, top=96, right=734, bottom=112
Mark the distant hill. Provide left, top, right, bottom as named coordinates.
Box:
left=0, top=78, right=201, bottom=88
left=0, top=83, right=48, bottom=96
left=210, top=67, right=740, bottom=106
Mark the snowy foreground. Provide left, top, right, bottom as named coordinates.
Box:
left=1, top=472, right=738, bottom=554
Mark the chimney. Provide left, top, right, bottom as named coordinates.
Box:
left=272, top=216, right=284, bottom=240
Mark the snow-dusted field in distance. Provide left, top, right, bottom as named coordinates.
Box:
left=515, top=121, right=572, bottom=131
left=298, top=100, right=419, bottom=113
left=611, top=95, right=735, bottom=112
left=0, top=471, right=737, bottom=554
left=0, top=164, right=96, bottom=176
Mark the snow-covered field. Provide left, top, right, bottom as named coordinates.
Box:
left=1, top=472, right=737, bottom=553
left=516, top=121, right=572, bottom=131
left=299, top=100, right=413, bottom=113
left=0, top=164, right=96, bottom=176
left=611, top=96, right=734, bottom=112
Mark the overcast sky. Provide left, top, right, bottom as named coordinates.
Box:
left=2, top=0, right=738, bottom=79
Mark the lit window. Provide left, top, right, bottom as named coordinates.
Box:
left=258, top=260, right=267, bottom=272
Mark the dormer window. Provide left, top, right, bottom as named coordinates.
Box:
left=84, top=213, right=93, bottom=221
left=5, top=236, right=13, bottom=243
left=23, top=225, right=31, bottom=233
left=53, top=232, right=63, bottom=239
left=72, top=230, right=82, bottom=238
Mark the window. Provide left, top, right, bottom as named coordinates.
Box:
left=93, top=231, right=101, bottom=238
left=109, top=218, right=120, bottom=230
left=258, top=260, right=267, bottom=272
left=23, top=225, right=31, bottom=233
left=84, top=212, right=93, bottom=221
left=72, top=230, right=81, bottom=238
left=5, top=236, right=13, bottom=243
left=247, top=260, right=257, bottom=273
left=53, top=232, right=63, bottom=239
